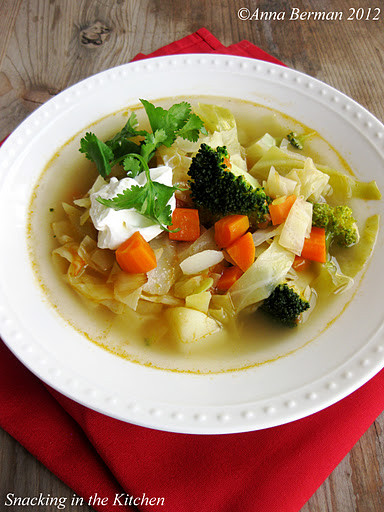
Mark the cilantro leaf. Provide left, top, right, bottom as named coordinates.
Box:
left=123, top=155, right=142, bottom=177
left=97, top=176, right=179, bottom=230
left=80, top=100, right=207, bottom=179
left=177, top=113, right=207, bottom=142
left=151, top=181, right=179, bottom=218
left=105, top=113, right=144, bottom=159
left=167, top=102, right=192, bottom=132
left=111, top=139, right=142, bottom=160
left=140, top=129, right=168, bottom=162
left=79, top=133, right=114, bottom=178
left=107, top=112, right=146, bottom=146
left=81, top=100, right=207, bottom=227
left=140, top=99, right=192, bottom=147
left=97, top=152, right=179, bottom=230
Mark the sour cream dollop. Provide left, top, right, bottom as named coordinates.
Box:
left=89, top=166, right=175, bottom=250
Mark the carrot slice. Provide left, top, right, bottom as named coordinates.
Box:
left=226, top=232, right=255, bottom=272
left=169, top=208, right=200, bottom=241
left=301, top=227, right=326, bottom=263
left=116, top=232, right=157, bottom=273
left=269, top=195, right=297, bottom=225
left=292, top=255, right=311, bottom=272
left=214, top=214, right=250, bottom=248
left=216, top=266, right=244, bottom=291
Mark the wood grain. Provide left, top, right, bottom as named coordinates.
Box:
left=0, top=1, right=383, bottom=511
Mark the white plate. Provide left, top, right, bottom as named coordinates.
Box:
left=0, top=54, right=384, bottom=434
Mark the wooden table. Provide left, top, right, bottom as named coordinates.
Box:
left=0, top=1, right=383, bottom=510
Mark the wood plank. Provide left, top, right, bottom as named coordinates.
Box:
left=0, top=427, right=94, bottom=511
left=0, top=0, right=22, bottom=69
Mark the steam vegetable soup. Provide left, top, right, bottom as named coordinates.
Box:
left=28, top=97, right=381, bottom=373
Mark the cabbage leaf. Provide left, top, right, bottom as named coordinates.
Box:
left=279, top=197, right=313, bottom=255
left=229, top=240, right=295, bottom=311
left=250, top=147, right=380, bottom=201
left=264, top=166, right=297, bottom=198
left=286, top=158, right=330, bottom=201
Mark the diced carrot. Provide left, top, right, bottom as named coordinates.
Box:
left=116, top=232, right=157, bottom=273
left=214, top=214, right=250, bottom=248
left=169, top=208, right=200, bottom=241
left=269, top=195, right=297, bottom=225
left=216, top=266, right=243, bottom=291
left=301, top=227, right=326, bottom=263
left=226, top=232, right=255, bottom=272
left=292, top=255, right=311, bottom=272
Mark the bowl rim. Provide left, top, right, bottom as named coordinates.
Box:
left=0, top=53, right=383, bottom=434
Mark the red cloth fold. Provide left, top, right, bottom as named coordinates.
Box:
left=131, top=27, right=284, bottom=66
left=1, top=28, right=383, bottom=512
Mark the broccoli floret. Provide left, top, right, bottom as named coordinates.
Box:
left=286, top=131, right=315, bottom=150
left=312, top=203, right=359, bottom=247
left=311, top=203, right=334, bottom=228
left=188, top=144, right=271, bottom=222
left=261, top=283, right=310, bottom=327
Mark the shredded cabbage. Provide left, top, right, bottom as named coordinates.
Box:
left=230, top=240, right=295, bottom=311
left=185, top=291, right=211, bottom=314
left=178, top=227, right=218, bottom=261
left=264, top=166, right=297, bottom=198
left=194, top=103, right=237, bottom=132
left=52, top=221, right=76, bottom=244
left=231, top=162, right=260, bottom=189
left=157, top=145, right=192, bottom=183
left=174, top=275, right=214, bottom=298
left=114, top=273, right=147, bottom=309
left=332, top=215, right=380, bottom=277
left=323, top=168, right=381, bottom=201
left=312, top=258, right=354, bottom=296
left=250, top=145, right=380, bottom=201
left=246, top=133, right=277, bottom=167
left=279, top=197, right=313, bottom=255
left=286, top=158, right=330, bottom=201
left=144, top=234, right=178, bottom=295
left=88, top=175, right=107, bottom=195
left=252, top=224, right=283, bottom=247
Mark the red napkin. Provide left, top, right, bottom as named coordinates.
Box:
left=132, top=27, right=284, bottom=65
left=1, top=28, right=384, bottom=512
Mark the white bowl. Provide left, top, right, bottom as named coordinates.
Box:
left=0, top=54, right=383, bottom=434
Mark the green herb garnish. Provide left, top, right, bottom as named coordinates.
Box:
left=97, top=154, right=181, bottom=232
left=80, top=99, right=206, bottom=178
left=79, top=99, right=206, bottom=231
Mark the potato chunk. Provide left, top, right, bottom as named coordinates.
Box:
left=165, top=307, right=220, bottom=346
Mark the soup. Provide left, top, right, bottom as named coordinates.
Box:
left=28, top=97, right=380, bottom=373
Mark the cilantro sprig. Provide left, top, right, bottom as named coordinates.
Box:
left=96, top=154, right=181, bottom=232
left=80, top=99, right=206, bottom=178
left=79, top=99, right=207, bottom=231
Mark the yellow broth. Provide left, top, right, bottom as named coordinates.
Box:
left=28, top=97, right=371, bottom=373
